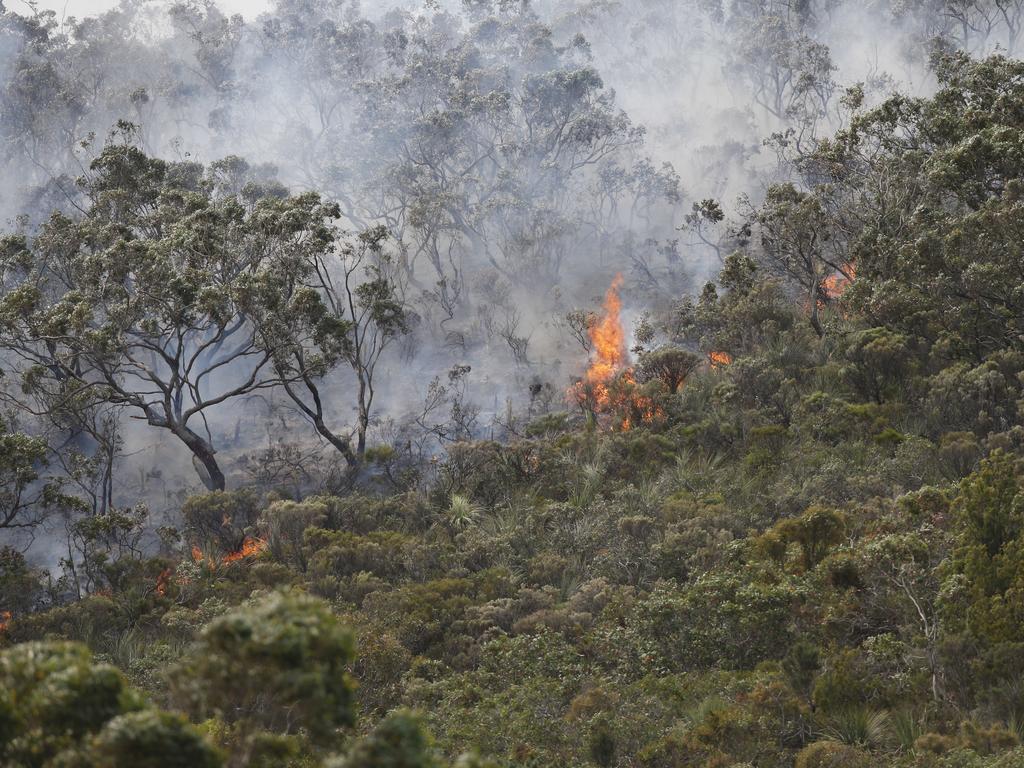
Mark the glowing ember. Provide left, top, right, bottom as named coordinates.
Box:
left=709, top=351, right=732, bottom=368
left=0, top=611, right=10, bottom=632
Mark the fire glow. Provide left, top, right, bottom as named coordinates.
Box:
left=820, top=263, right=856, bottom=305
left=709, top=351, right=732, bottom=368
left=570, top=274, right=662, bottom=429
left=191, top=536, right=268, bottom=568
left=582, top=273, right=628, bottom=406
left=222, top=536, right=269, bottom=564
left=155, top=568, right=171, bottom=597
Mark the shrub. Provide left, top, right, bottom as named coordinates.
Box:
left=182, top=490, right=262, bottom=554
left=86, top=709, right=223, bottom=768
left=794, top=740, right=871, bottom=768
left=170, top=591, right=355, bottom=749
left=327, top=710, right=441, bottom=768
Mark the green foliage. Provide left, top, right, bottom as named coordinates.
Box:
left=637, top=572, right=802, bottom=671
left=769, top=506, right=847, bottom=570
left=635, top=346, right=701, bottom=393
left=0, top=415, right=83, bottom=530
left=84, top=710, right=222, bottom=768
left=328, top=710, right=441, bottom=768
left=588, top=715, right=617, bottom=768
left=171, top=591, right=355, bottom=749
left=0, top=641, right=141, bottom=766
left=824, top=707, right=890, bottom=748
left=783, top=640, right=821, bottom=699
left=944, top=452, right=1024, bottom=643
left=0, top=641, right=222, bottom=768
left=794, top=741, right=871, bottom=768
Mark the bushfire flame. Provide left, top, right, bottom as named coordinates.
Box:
left=709, top=351, right=732, bottom=368
left=155, top=568, right=171, bottom=597
left=570, top=274, right=663, bottom=429
left=820, top=263, right=856, bottom=304
left=191, top=537, right=268, bottom=569
left=0, top=610, right=10, bottom=632
left=222, top=536, right=268, bottom=564
left=582, top=273, right=628, bottom=408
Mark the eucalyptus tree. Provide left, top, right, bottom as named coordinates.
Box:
left=726, top=10, right=836, bottom=126
left=256, top=224, right=411, bottom=468
left=249, top=0, right=677, bottom=294
left=754, top=53, right=1024, bottom=358
left=0, top=416, right=82, bottom=532
left=360, top=5, right=652, bottom=287
left=753, top=182, right=846, bottom=336
left=0, top=129, right=340, bottom=490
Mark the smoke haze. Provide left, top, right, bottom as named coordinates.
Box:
left=0, top=0, right=1019, bottom=567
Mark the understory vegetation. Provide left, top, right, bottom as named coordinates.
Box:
left=4, top=1, right=1024, bottom=767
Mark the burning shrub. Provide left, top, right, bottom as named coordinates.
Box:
left=0, top=546, right=43, bottom=621
left=182, top=490, right=262, bottom=555
left=569, top=275, right=670, bottom=430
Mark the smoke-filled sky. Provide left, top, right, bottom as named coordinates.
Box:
left=31, top=0, right=271, bottom=15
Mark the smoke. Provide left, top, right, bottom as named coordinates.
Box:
left=0, top=0, right=1018, bottom=566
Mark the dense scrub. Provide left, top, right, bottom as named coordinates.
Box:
left=5, top=2, right=1024, bottom=767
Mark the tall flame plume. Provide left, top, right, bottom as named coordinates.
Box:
left=584, top=273, right=628, bottom=405
left=570, top=274, right=662, bottom=429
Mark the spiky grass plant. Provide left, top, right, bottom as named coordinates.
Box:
left=825, top=706, right=890, bottom=748
left=890, top=708, right=924, bottom=751
left=444, top=493, right=480, bottom=531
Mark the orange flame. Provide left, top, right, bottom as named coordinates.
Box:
left=586, top=273, right=628, bottom=397
left=709, top=351, right=732, bottom=368
left=0, top=611, right=10, bottom=632
left=222, top=536, right=268, bottom=565
left=570, top=274, right=663, bottom=429
left=191, top=537, right=268, bottom=569
left=820, top=262, right=856, bottom=306
left=155, top=568, right=172, bottom=597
